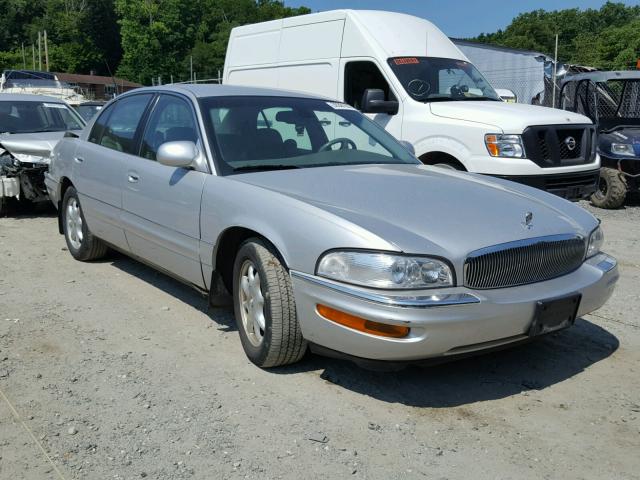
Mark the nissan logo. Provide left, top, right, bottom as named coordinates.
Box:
left=564, top=136, right=577, bottom=151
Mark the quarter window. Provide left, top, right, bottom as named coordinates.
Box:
left=97, top=94, right=152, bottom=154
left=140, top=95, right=199, bottom=161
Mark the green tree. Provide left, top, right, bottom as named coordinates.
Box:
left=472, top=1, right=640, bottom=69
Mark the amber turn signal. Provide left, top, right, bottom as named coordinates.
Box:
left=316, top=304, right=410, bottom=338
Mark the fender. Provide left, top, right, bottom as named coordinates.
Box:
left=412, top=135, right=472, bottom=168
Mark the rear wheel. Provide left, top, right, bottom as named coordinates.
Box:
left=233, top=239, right=306, bottom=368
left=591, top=167, right=626, bottom=209
left=62, top=186, right=108, bottom=261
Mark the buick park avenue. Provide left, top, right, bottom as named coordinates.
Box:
left=46, top=85, right=618, bottom=368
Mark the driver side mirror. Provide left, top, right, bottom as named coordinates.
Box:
left=157, top=141, right=198, bottom=168
left=361, top=89, right=399, bottom=115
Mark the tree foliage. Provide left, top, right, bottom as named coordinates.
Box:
left=115, top=0, right=310, bottom=84
left=472, top=1, right=640, bottom=69
left=0, top=0, right=308, bottom=83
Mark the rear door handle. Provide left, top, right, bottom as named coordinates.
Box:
left=127, top=172, right=139, bottom=183
left=73, top=157, right=84, bottom=163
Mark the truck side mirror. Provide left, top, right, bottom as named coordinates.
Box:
left=361, top=89, right=399, bottom=115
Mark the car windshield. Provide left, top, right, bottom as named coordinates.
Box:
left=388, top=57, right=501, bottom=102
left=0, top=100, right=85, bottom=134
left=200, top=96, right=419, bottom=175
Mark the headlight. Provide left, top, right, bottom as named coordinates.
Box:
left=316, top=251, right=454, bottom=289
left=587, top=226, right=604, bottom=258
left=610, top=143, right=635, bottom=157
left=485, top=134, right=525, bottom=158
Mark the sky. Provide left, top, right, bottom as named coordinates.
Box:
left=284, top=0, right=640, bottom=38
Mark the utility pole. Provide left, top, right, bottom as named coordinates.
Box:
left=190, top=55, right=193, bottom=83
left=37, top=31, right=42, bottom=71
left=44, top=30, right=49, bottom=72
left=32, top=44, right=35, bottom=70
left=21, top=43, right=26, bottom=69
left=552, top=34, right=558, bottom=108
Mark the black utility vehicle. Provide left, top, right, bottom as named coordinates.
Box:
left=559, top=71, right=640, bottom=208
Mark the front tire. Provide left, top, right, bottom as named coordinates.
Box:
left=62, top=186, right=108, bottom=261
left=591, top=167, right=626, bottom=209
left=233, top=239, right=307, bottom=368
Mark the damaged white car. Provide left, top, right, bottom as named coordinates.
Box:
left=1, top=94, right=84, bottom=215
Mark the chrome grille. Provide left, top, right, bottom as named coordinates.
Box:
left=464, top=235, right=586, bottom=289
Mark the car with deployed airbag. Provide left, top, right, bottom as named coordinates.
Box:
left=45, top=84, right=618, bottom=368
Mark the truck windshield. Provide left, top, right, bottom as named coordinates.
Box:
left=200, top=96, right=420, bottom=175
left=0, top=101, right=85, bottom=134
left=388, top=57, right=501, bottom=102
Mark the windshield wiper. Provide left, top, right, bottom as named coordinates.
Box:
left=231, top=164, right=301, bottom=173
left=463, top=96, right=501, bottom=101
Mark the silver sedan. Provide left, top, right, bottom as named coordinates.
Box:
left=45, top=85, right=618, bottom=368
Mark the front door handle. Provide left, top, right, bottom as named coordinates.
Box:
left=127, top=172, right=139, bottom=183
left=73, top=156, right=84, bottom=164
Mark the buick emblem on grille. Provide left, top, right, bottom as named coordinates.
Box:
left=564, top=136, right=577, bottom=151
left=522, top=211, right=534, bottom=229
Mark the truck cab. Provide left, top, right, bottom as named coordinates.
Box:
left=223, top=9, right=600, bottom=201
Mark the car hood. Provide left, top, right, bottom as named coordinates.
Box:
left=233, top=164, right=596, bottom=260
left=0, top=131, right=69, bottom=163
left=430, top=101, right=592, bottom=131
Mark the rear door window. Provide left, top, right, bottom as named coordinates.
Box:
left=97, top=94, right=153, bottom=154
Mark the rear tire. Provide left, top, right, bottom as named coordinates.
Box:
left=62, top=186, right=108, bottom=261
left=591, top=167, right=626, bottom=209
left=233, top=239, right=307, bottom=368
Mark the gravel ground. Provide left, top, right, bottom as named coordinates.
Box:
left=1, top=200, right=639, bottom=480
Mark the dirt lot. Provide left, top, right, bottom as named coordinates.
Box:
left=1, top=200, right=639, bottom=480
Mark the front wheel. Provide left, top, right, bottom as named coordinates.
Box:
left=233, top=239, right=307, bottom=368
left=62, top=186, right=108, bottom=261
left=591, top=167, right=627, bottom=209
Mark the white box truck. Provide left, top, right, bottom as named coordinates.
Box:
left=223, top=10, right=601, bottom=200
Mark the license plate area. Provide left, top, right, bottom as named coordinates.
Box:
left=528, top=293, right=581, bottom=337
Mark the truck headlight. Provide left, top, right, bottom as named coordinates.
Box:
left=485, top=134, right=525, bottom=158
left=587, top=226, right=604, bottom=258
left=316, top=251, right=454, bottom=289
left=610, top=143, right=635, bottom=157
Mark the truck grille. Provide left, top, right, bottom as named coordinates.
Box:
left=523, top=125, right=595, bottom=168
left=464, top=235, right=586, bottom=289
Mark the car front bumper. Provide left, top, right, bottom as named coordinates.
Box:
left=290, top=253, right=618, bottom=362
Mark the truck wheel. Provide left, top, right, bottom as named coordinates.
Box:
left=233, top=239, right=307, bottom=368
left=591, top=167, right=627, bottom=209
left=0, top=197, right=5, bottom=217
left=62, top=186, right=108, bottom=261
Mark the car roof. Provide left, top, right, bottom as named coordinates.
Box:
left=122, top=83, right=332, bottom=101
left=562, top=71, right=640, bottom=84
left=0, top=93, right=66, bottom=103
